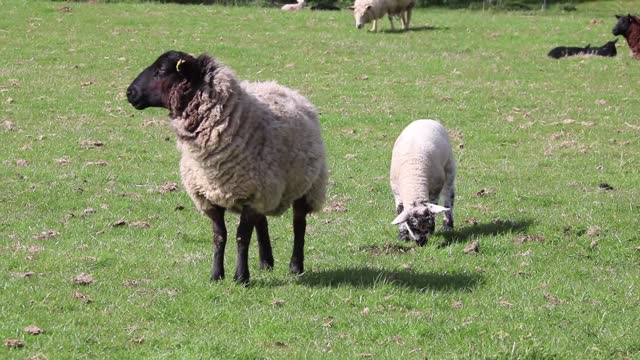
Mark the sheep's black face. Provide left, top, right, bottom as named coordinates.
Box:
left=612, top=14, right=633, bottom=36
left=127, top=50, right=199, bottom=110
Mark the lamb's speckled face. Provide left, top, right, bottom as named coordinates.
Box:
left=351, top=5, right=373, bottom=29
left=392, top=203, right=448, bottom=246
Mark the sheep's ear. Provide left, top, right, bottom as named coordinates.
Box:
left=366, top=5, right=372, bottom=10
left=615, top=14, right=621, bottom=19
left=426, top=203, right=449, bottom=214
left=391, top=209, right=410, bottom=225
left=176, top=57, right=201, bottom=81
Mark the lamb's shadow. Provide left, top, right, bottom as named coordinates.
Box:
left=439, top=218, right=534, bottom=246
left=298, top=266, right=482, bottom=292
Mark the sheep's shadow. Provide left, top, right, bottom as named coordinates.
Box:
left=438, top=218, right=534, bottom=246
left=297, top=266, right=482, bottom=292
left=380, top=25, right=448, bottom=34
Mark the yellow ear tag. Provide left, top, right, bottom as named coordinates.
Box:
left=176, top=59, right=186, bottom=72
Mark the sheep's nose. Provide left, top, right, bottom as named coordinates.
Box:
left=126, top=87, right=137, bottom=101
left=357, top=24, right=363, bottom=29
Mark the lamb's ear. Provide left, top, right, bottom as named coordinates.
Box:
left=426, top=203, right=449, bottom=214
left=391, top=209, right=410, bottom=225
left=366, top=5, right=372, bottom=10
left=348, top=5, right=354, bottom=10
left=176, top=57, right=201, bottom=81
left=615, top=14, right=621, bottom=19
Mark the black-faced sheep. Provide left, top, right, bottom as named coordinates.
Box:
left=612, top=14, right=640, bottom=59
left=349, top=0, right=415, bottom=32
left=547, top=44, right=591, bottom=59
left=126, top=51, right=328, bottom=284
left=390, top=120, right=456, bottom=246
left=547, top=39, right=618, bottom=59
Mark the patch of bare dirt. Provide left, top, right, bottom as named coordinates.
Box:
left=362, top=242, right=414, bottom=256
left=512, top=235, right=545, bottom=244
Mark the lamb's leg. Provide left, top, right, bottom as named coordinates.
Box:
left=234, top=207, right=256, bottom=285
left=371, top=19, right=378, bottom=32
left=204, top=205, right=227, bottom=281
left=428, top=195, right=439, bottom=235
left=290, top=197, right=311, bottom=275
left=388, top=15, right=396, bottom=31
left=442, top=180, right=455, bottom=231
left=396, top=203, right=411, bottom=242
left=255, top=214, right=274, bottom=271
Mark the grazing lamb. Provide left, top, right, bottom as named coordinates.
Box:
left=390, top=120, right=456, bottom=246
left=612, top=14, right=640, bottom=59
left=282, top=0, right=306, bottom=11
left=548, top=39, right=618, bottom=59
left=349, top=0, right=415, bottom=32
left=126, top=51, right=328, bottom=284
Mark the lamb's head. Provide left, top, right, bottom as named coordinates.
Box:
left=349, top=4, right=374, bottom=29
left=612, top=14, right=638, bottom=36
left=127, top=50, right=202, bottom=111
left=392, top=202, right=449, bottom=246
left=602, top=38, right=618, bottom=54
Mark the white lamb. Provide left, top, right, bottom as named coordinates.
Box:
left=126, top=50, right=328, bottom=284
left=349, top=0, right=415, bottom=32
left=281, top=0, right=306, bottom=11
left=390, top=119, right=456, bottom=246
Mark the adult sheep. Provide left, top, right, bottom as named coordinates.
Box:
left=390, top=120, right=456, bottom=246
left=612, top=14, right=640, bottom=59
left=349, top=0, right=415, bottom=32
left=126, top=51, right=328, bottom=284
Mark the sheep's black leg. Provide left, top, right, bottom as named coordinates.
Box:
left=290, top=197, right=311, bottom=275
left=204, top=205, right=227, bottom=281
left=255, top=214, right=274, bottom=271
left=234, top=207, right=256, bottom=285
left=396, top=204, right=411, bottom=242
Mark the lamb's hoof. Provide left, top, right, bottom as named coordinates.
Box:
left=289, top=261, right=304, bottom=276
left=416, top=238, right=428, bottom=247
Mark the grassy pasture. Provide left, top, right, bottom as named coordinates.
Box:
left=1, top=0, right=640, bottom=358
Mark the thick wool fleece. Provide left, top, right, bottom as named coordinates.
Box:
left=353, top=0, right=415, bottom=25
left=624, top=17, right=640, bottom=58
left=169, top=56, right=327, bottom=216
left=389, top=119, right=456, bottom=207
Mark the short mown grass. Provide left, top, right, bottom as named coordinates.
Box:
left=1, top=0, right=639, bottom=358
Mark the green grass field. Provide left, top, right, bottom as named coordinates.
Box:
left=1, top=0, right=639, bottom=358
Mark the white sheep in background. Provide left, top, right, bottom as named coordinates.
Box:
left=126, top=51, right=328, bottom=285
left=281, top=0, right=306, bottom=11
left=349, top=0, right=415, bottom=32
left=390, top=119, right=456, bottom=246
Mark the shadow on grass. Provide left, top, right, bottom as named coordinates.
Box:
left=296, top=266, right=482, bottom=292
left=379, top=25, right=448, bottom=34
left=439, top=218, right=534, bottom=246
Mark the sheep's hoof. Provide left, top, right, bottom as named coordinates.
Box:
left=233, top=272, right=250, bottom=286
left=289, top=261, right=304, bottom=275
left=210, top=270, right=224, bottom=281
left=260, top=258, right=273, bottom=271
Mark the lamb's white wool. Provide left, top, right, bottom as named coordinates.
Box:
left=350, top=0, right=415, bottom=32
left=389, top=119, right=456, bottom=245
left=282, top=0, right=306, bottom=11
